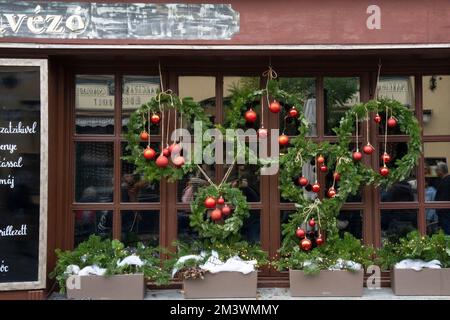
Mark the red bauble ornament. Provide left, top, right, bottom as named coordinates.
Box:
left=169, top=143, right=181, bottom=155
left=269, top=100, right=281, bottom=113
left=327, top=187, right=336, bottom=198
left=320, top=165, right=328, bottom=173
left=162, top=148, right=171, bottom=157
left=381, top=152, right=391, bottom=163
left=155, top=155, right=169, bottom=168
left=140, top=131, right=149, bottom=141
left=298, top=177, right=309, bottom=187
left=316, top=236, right=324, bottom=246
left=295, top=228, right=306, bottom=239
left=301, top=238, right=312, bottom=251
left=353, top=151, right=362, bottom=161
left=289, top=107, right=298, bottom=118
left=363, top=144, right=374, bottom=155
left=222, top=205, right=231, bottom=216
left=317, top=155, right=325, bottom=164
left=172, top=156, right=185, bottom=168
left=374, top=114, right=381, bottom=123
left=312, top=183, right=320, bottom=193
left=279, top=134, right=289, bottom=146
left=258, top=128, right=268, bottom=139
left=217, top=196, right=225, bottom=205
left=333, top=172, right=341, bottom=182
left=150, top=114, right=161, bottom=124
left=380, top=166, right=390, bottom=176
left=210, top=208, right=223, bottom=221
left=309, top=218, right=316, bottom=227
left=143, top=147, right=156, bottom=160
left=204, top=196, right=216, bottom=209
left=245, top=108, right=257, bottom=123
left=387, top=117, right=397, bottom=128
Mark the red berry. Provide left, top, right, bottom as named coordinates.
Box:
left=289, top=107, right=298, bottom=118
left=381, top=152, right=391, bottom=163
left=327, top=187, right=336, bottom=198
left=353, top=151, right=362, bottom=161
left=312, top=183, right=320, bottom=193
left=309, top=218, right=316, bottom=227
left=374, top=114, right=381, bottom=123
left=317, top=155, right=325, bottom=164
left=269, top=100, right=281, bottom=113
left=380, top=166, right=389, bottom=176
left=204, top=196, right=216, bottom=209
left=320, top=165, right=328, bottom=173
left=298, top=177, right=309, bottom=186
left=279, top=134, right=289, bottom=146
left=387, top=117, right=397, bottom=128
left=333, top=172, right=341, bottom=182
left=296, top=228, right=305, bottom=239
left=143, top=147, right=156, bottom=160
left=258, top=128, right=268, bottom=139
left=222, top=205, right=231, bottom=216
left=363, top=144, right=374, bottom=155
left=155, top=155, right=169, bottom=168
left=150, top=114, right=160, bottom=124
left=140, top=131, right=149, bottom=141
left=301, top=238, right=312, bottom=251
left=210, top=209, right=222, bottom=221
left=245, top=108, right=257, bottom=123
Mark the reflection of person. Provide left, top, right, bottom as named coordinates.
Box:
left=231, top=178, right=259, bottom=202
left=381, top=181, right=414, bottom=202
left=182, top=177, right=208, bottom=203
left=425, top=180, right=438, bottom=233
left=121, top=173, right=149, bottom=202
left=435, top=162, right=450, bottom=234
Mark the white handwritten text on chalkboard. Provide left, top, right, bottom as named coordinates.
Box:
left=0, top=225, right=27, bottom=237
left=0, top=121, right=37, bottom=134
left=0, top=260, right=9, bottom=273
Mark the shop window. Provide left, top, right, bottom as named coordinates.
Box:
left=75, top=75, right=115, bottom=135
left=121, top=210, right=159, bottom=247
left=74, top=210, right=112, bottom=246
left=424, top=142, right=450, bottom=202
left=324, top=77, right=360, bottom=136
left=381, top=209, right=418, bottom=243
left=226, top=164, right=260, bottom=202
left=177, top=210, right=199, bottom=243
left=337, top=210, right=363, bottom=240
left=279, top=77, right=317, bottom=136
left=241, top=210, right=261, bottom=244
left=75, top=142, right=114, bottom=203
left=122, top=75, right=160, bottom=134
left=121, top=142, right=160, bottom=203
left=178, top=165, right=215, bottom=203
left=422, top=75, right=450, bottom=135
left=425, top=207, right=450, bottom=235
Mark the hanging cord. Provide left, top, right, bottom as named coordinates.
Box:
left=144, top=112, right=151, bottom=147
left=355, top=113, right=359, bottom=152
left=366, top=108, right=370, bottom=145
left=302, top=198, right=321, bottom=226
left=196, top=164, right=218, bottom=190
left=218, top=158, right=236, bottom=189
left=165, top=107, right=171, bottom=148
left=383, top=104, right=389, bottom=165
left=375, top=58, right=382, bottom=100
left=262, top=65, right=278, bottom=129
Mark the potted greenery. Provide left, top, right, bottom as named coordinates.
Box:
left=50, top=235, right=170, bottom=300
left=171, top=184, right=268, bottom=299
left=376, top=230, right=450, bottom=295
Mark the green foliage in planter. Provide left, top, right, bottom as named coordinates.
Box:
left=376, top=231, right=450, bottom=271
left=50, top=235, right=171, bottom=293
left=274, top=233, right=374, bottom=275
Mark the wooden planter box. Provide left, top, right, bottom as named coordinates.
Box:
left=391, top=268, right=450, bottom=296
left=182, top=271, right=258, bottom=299
left=66, top=273, right=145, bottom=300
left=289, top=269, right=364, bottom=297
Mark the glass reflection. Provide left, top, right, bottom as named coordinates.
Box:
left=74, top=210, right=112, bottom=246
left=177, top=210, right=199, bottom=242
left=381, top=210, right=417, bottom=243
left=121, top=211, right=159, bottom=247
left=227, top=164, right=260, bottom=202
left=422, top=75, right=450, bottom=135
left=178, top=165, right=214, bottom=203
left=337, top=210, right=362, bottom=240
left=241, top=210, right=260, bottom=244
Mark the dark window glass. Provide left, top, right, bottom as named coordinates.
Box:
left=381, top=209, right=417, bottom=243
left=337, top=210, right=363, bottom=240
left=426, top=207, right=450, bottom=235
left=121, top=210, right=159, bottom=247
left=177, top=210, right=199, bottom=242
left=74, top=210, right=112, bottom=246
left=241, top=210, right=260, bottom=244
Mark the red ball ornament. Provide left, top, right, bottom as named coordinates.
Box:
left=353, top=151, right=363, bottom=161
left=222, top=205, right=231, bottom=216
left=380, top=166, right=390, bottom=177
left=258, top=128, right=268, bottom=139
left=333, top=172, right=341, bottom=182
left=245, top=108, right=257, bottom=123
left=162, top=148, right=171, bottom=157
left=210, top=208, right=223, bottom=221
left=327, top=187, right=336, bottom=198
left=312, top=183, right=320, bottom=193
left=169, top=143, right=181, bottom=155
left=289, top=107, right=298, bottom=118
left=301, top=238, right=312, bottom=251
left=140, top=131, right=149, bottom=141
left=217, top=196, right=225, bottom=205
left=172, top=156, right=185, bottom=168
left=363, top=144, right=374, bottom=155
left=374, top=114, right=381, bottom=123
left=143, top=147, right=156, bottom=160
left=381, top=152, right=391, bottom=163
left=316, top=236, right=324, bottom=246
left=320, top=165, right=328, bottom=173
left=309, top=218, right=316, bottom=227
left=279, top=134, right=289, bottom=146
left=298, top=177, right=309, bottom=187
left=295, top=228, right=306, bottom=239
left=204, top=196, right=216, bottom=209
left=150, top=114, right=161, bottom=124
left=155, top=155, right=169, bottom=168
left=317, top=155, right=325, bottom=164
left=387, top=117, right=397, bottom=128
left=269, top=100, right=281, bottom=113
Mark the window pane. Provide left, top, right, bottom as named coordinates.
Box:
left=380, top=142, right=417, bottom=202
left=177, top=210, right=199, bottom=242
left=424, top=142, right=450, bottom=202
left=75, top=75, right=115, bottom=134
left=121, top=142, right=160, bottom=202
left=279, top=77, right=317, bottom=136
left=227, top=164, right=260, bottom=202
left=74, top=210, right=112, bottom=246
left=179, top=76, right=215, bottom=131
left=75, top=142, right=113, bottom=203
left=426, top=207, right=450, bottom=235
left=337, top=210, right=363, bottom=240
left=324, top=77, right=360, bottom=135
left=122, top=75, right=160, bottom=134
left=178, top=165, right=215, bottom=203
left=381, top=209, right=417, bottom=243
left=121, top=210, right=159, bottom=247
left=241, top=210, right=260, bottom=244
left=422, top=75, right=450, bottom=135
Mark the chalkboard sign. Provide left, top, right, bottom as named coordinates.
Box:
left=0, top=59, right=47, bottom=291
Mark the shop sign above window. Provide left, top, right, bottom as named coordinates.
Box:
left=0, top=2, right=240, bottom=40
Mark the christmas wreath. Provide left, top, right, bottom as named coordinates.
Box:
left=124, top=90, right=211, bottom=182
left=336, top=98, right=421, bottom=188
